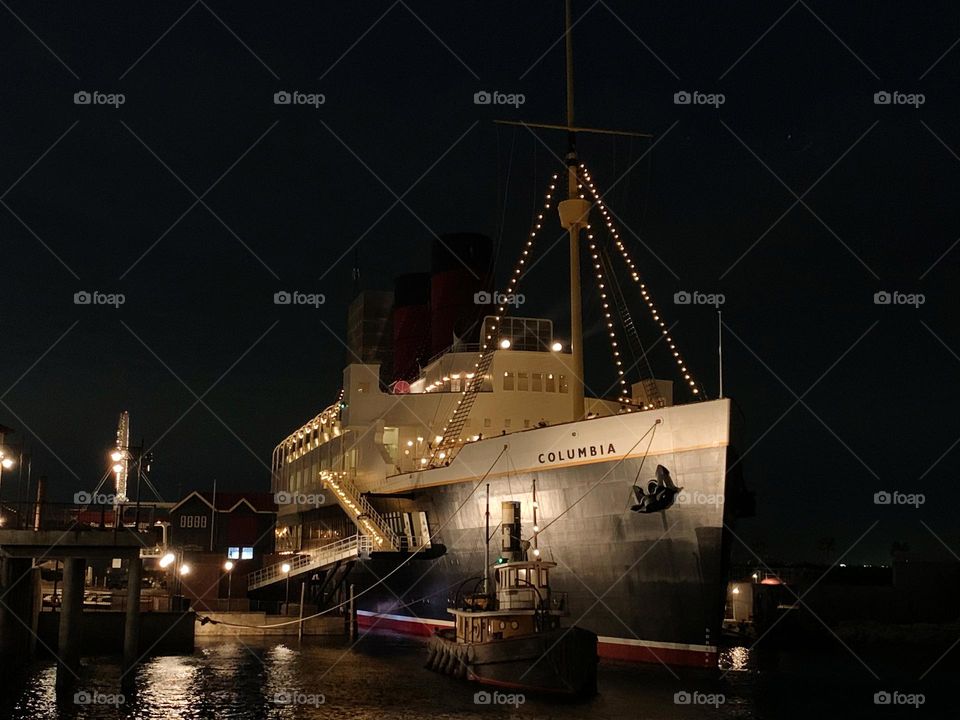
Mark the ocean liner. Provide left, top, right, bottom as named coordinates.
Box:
left=249, top=0, right=749, bottom=668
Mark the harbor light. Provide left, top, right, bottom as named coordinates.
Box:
left=159, top=553, right=176, bottom=568
left=224, top=561, right=234, bottom=572
left=110, top=450, right=123, bottom=462
left=1, top=457, right=12, bottom=469
left=179, top=564, right=191, bottom=575
left=551, top=341, right=563, bottom=352
left=281, top=563, right=291, bottom=574
left=112, top=463, right=123, bottom=474
left=499, top=338, right=511, bottom=349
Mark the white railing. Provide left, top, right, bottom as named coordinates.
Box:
left=247, top=534, right=371, bottom=590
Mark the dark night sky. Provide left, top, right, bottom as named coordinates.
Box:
left=1, top=1, right=958, bottom=565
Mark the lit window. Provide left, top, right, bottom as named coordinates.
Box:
left=227, top=547, right=240, bottom=559
left=241, top=547, right=254, bottom=560
left=503, top=372, right=514, bottom=391
left=546, top=374, right=556, bottom=392
left=559, top=375, right=568, bottom=393
left=532, top=372, right=543, bottom=391
left=357, top=382, right=369, bottom=394
left=517, top=372, right=528, bottom=391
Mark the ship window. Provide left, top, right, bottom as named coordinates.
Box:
left=451, top=377, right=461, bottom=392
left=517, top=372, right=528, bottom=391
left=483, top=418, right=491, bottom=428
left=357, top=382, right=369, bottom=394
left=504, top=419, right=511, bottom=428
left=559, top=374, right=568, bottom=393
left=503, top=371, right=514, bottom=391
left=546, top=374, right=556, bottom=392
left=524, top=419, right=530, bottom=428
left=511, top=621, right=519, bottom=630
left=517, top=568, right=527, bottom=583
left=532, top=372, right=543, bottom=391
left=499, top=621, right=505, bottom=629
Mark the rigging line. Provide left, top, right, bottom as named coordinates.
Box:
left=491, top=127, right=518, bottom=283
left=631, top=420, right=658, bottom=487
left=199, top=445, right=509, bottom=629
left=523, top=420, right=660, bottom=544
left=599, top=239, right=659, bottom=393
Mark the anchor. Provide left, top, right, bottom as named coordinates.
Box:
left=631, top=465, right=681, bottom=514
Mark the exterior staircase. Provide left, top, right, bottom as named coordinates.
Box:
left=324, top=472, right=401, bottom=552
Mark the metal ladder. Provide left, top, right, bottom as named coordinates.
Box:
left=429, top=345, right=495, bottom=467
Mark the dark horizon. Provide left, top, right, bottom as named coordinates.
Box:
left=1, top=1, right=958, bottom=567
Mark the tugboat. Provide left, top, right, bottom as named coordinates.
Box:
left=426, top=491, right=598, bottom=695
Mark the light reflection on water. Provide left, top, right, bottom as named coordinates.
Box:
left=719, top=646, right=752, bottom=672
left=0, top=634, right=952, bottom=719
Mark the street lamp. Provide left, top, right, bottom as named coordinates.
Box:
left=282, top=562, right=292, bottom=614
left=0, top=451, right=14, bottom=527
left=224, top=560, right=234, bottom=610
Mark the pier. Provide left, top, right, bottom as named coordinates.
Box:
left=0, top=517, right=191, bottom=687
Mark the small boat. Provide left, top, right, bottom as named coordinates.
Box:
left=426, top=496, right=598, bottom=695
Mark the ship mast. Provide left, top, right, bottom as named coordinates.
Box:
left=558, top=0, right=591, bottom=419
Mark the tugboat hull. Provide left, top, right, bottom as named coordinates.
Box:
left=427, top=627, right=598, bottom=696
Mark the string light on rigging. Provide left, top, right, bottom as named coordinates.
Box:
left=579, top=164, right=703, bottom=399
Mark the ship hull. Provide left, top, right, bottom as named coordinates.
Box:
left=350, top=401, right=738, bottom=668
left=426, top=627, right=598, bottom=695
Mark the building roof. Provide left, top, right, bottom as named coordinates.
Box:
left=170, top=490, right=277, bottom=514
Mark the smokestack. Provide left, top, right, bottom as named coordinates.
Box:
left=500, top=501, right=522, bottom=562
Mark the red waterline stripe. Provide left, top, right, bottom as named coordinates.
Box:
left=356, top=612, right=717, bottom=667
